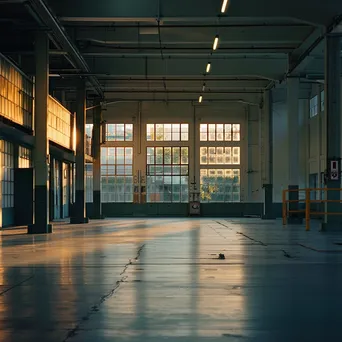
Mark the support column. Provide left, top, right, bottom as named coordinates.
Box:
left=28, top=31, right=52, bottom=234
left=262, top=90, right=275, bottom=219
left=91, top=101, right=103, bottom=219
left=287, top=78, right=302, bottom=224
left=322, top=35, right=341, bottom=231
left=70, top=79, right=89, bottom=224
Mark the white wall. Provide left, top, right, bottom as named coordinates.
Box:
left=272, top=95, right=308, bottom=202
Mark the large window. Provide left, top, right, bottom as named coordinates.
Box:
left=1, top=140, right=14, bottom=209
left=101, top=147, right=133, bottom=202
left=106, top=124, right=133, bottom=141
left=310, top=95, right=318, bottom=118
left=200, top=124, right=240, bottom=141
left=200, top=147, right=240, bottom=165
left=146, top=147, right=189, bottom=203
left=200, top=169, right=240, bottom=203
left=147, top=124, right=189, bottom=141
left=200, top=123, right=241, bottom=203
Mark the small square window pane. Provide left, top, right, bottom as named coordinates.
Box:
left=225, top=124, right=232, bottom=141
left=209, top=147, right=216, bottom=164
left=156, top=124, right=164, bottom=141
left=216, top=124, right=224, bottom=141
left=125, top=124, right=133, bottom=141
left=208, top=124, right=216, bottom=141
left=147, top=124, right=155, bottom=141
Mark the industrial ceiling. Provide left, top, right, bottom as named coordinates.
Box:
left=0, top=0, right=341, bottom=103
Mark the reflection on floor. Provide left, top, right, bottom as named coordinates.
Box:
left=1, top=218, right=342, bottom=341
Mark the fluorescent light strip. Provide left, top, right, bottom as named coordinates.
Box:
left=199, top=95, right=203, bottom=103
left=221, top=0, right=229, bottom=13
left=213, top=35, right=219, bottom=51
left=206, top=62, right=211, bottom=73
left=202, top=84, right=206, bottom=92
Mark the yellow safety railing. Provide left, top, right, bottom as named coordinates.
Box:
left=282, top=188, right=342, bottom=231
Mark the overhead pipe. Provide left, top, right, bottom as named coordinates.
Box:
left=22, top=0, right=103, bottom=98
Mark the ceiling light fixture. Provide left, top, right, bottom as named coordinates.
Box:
left=206, top=62, right=211, bottom=73
left=202, top=84, right=206, bottom=92
left=199, top=95, right=203, bottom=103
left=221, top=0, right=229, bottom=13
left=213, top=35, right=219, bottom=51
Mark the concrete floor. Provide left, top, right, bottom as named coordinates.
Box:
left=1, top=218, right=342, bottom=342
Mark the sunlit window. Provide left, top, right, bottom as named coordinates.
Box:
left=200, top=123, right=240, bottom=141
left=200, top=169, right=240, bottom=203
left=106, top=124, right=133, bottom=141
left=147, top=124, right=189, bottom=141
left=0, top=55, right=33, bottom=128
left=200, top=146, right=240, bottom=165
left=101, top=147, right=133, bottom=202
left=48, top=96, right=72, bottom=150
left=146, top=147, right=189, bottom=203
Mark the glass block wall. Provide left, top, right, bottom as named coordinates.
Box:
left=48, top=96, right=73, bottom=150
left=0, top=54, right=33, bottom=128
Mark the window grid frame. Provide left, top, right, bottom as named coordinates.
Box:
left=146, top=146, right=189, bottom=203
left=0, top=55, right=33, bottom=129
left=146, top=123, right=189, bottom=142
left=101, top=147, right=134, bottom=203
left=106, top=123, right=133, bottom=142
left=200, top=168, right=241, bottom=203
left=200, top=123, right=241, bottom=142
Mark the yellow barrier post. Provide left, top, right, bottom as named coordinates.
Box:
left=282, top=190, right=287, bottom=226
left=305, top=189, right=311, bottom=231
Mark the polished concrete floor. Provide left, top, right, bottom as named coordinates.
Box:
left=1, top=218, right=342, bottom=341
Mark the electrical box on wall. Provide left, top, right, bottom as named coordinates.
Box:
left=189, top=190, right=201, bottom=216
left=329, top=160, right=340, bottom=181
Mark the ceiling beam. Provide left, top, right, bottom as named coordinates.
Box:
left=288, top=15, right=342, bottom=75
left=72, top=26, right=311, bottom=45
left=22, top=0, right=104, bottom=97
left=46, top=0, right=341, bottom=26
left=79, top=57, right=287, bottom=80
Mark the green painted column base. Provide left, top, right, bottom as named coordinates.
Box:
left=28, top=224, right=53, bottom=234
left=70, top=217, right=89, bottom=224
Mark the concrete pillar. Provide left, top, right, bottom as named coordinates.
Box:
left=28, top=32, right=52, bottom=234
left=70, top=79, right=89, bottom=224
left=322, top=35, right=341, bottom=230
left=261, top=91, right=275, bottom=219
left=91, top=101, right=103, bottom=219
left=287, top=78, right=302, bottom=223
